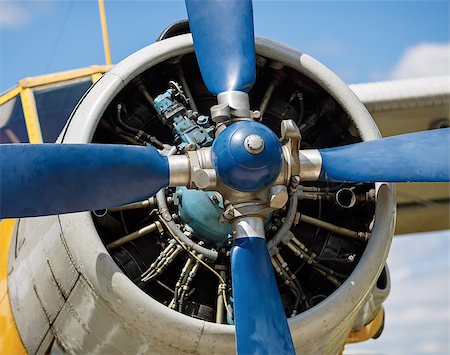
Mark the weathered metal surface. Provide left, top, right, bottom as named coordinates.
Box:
left=7, top=35, right=396, bottom=354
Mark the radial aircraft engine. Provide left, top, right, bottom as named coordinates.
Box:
left=1, top=0, right=449, bottom=354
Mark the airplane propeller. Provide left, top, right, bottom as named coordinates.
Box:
left=0, top=144, right=169, bottom=218
left=0, top=0, right=449, bottom=354
left=318, top=128, right=450, bottom=183
left=185, top=0, right=255, bottom=94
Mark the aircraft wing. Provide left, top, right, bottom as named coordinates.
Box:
left=350, top=76, right=450, bottom=235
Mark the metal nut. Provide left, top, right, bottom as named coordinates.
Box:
left=269, top=185, right=289, bottom=209
left=192, top=169, right=217, bottom=189
left=244, top=134, right=264, bottom=154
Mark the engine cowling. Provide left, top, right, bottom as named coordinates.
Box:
left=7, top=34, right=395, bottom=354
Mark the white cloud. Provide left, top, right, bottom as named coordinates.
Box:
left=389, top=43, right=450, bottom=79
left=416, top=341, right=442, bottom=354
left=0, top=0, right=30, bottom=28
left=0, top=0, right=53, bottom=29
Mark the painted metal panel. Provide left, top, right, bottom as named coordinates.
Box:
left=57, top=212, right=206, bottom=354
left=8, top=263, right=49, bottom=354
left=8, top=216, right=78, bottom=353
left=36, top=328, right=55, bottom=355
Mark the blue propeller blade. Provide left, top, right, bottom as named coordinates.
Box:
left=318, top=128, right=450, bottom=182
left=231, top=237, right=295, bottom=355
left=0, top=144, right=169, bottom=218
left=185, top=0, right=256, bottom=94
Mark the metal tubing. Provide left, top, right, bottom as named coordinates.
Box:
left=172, top=256, right=195, bottom=309
left=158, top=147, right=217, bottom=260
left=176, top=65, right=198, bottom=112
left=259, top=80, right=276, bottom=118
left=137, top=82, right=155, bottom=107
left=272, top=256, right=291, bottom=286
left=143, top=245, right=182, bottom=282
left=141, top=240, right=176, bottom=279
left=286, top=241, right=341, bottom=287
left=311, top=266, right=341, bottom=287
left=267, top=193, right=298, bottom=252
left=290, top=236, right=310, bottom=254
left=300, top=193, right=333, bottom=201
left=271, top=257, right=285, bottom=279
left=259, top=71, right=284, bottom=118
left=105, top=221, right=161, bottom=250
left=108, top=197, right=159, bottom=212
left=297, top=213, right=364, bottom=240
left=335, top=188, right=357, bottom=209
left=179, top=254, right=204, bottom=312
left=108, top=197, right=155, bottom=212
left=215, top=270, right=226, bottom=324
left=156, top=280, right=175, bottom=294
left=156, top=189, right=218, bottom=260
left=276, top=253, right=304, bottom=315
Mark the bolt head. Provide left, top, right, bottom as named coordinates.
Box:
left=269, top=185, right=289, bottom=209
left=192, top=169, right=216, bottom=189
left=244, top=134, right=265, bottom=154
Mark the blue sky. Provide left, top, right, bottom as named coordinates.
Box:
left=0, top=1, right=449, bottom=92
left=0, top=1, right=449, bottom=353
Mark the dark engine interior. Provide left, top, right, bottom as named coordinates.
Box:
left=91, top=49, right=376, bottom=324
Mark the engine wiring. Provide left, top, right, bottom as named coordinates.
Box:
left=158, top=215, right=234, bottom=318
left=91, top=53, right=376, bottom=324
left=116, top=103, right=165, bottom=149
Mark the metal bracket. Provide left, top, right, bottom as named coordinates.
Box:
left=210, top=91, right=253, bottom=123
left=281, top=119, right=301, bottom=178
left=185, top=149, right=217, bottom=190
left=219, top=184, right=288, bottom=223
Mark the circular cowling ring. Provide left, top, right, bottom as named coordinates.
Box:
left=58, top=35, right=395, bottom=354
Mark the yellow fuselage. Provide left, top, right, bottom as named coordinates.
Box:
left=0, top=219, right=26, bottom=353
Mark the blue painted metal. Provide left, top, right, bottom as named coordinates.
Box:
left=212, top=121, right=282, bottom=192
left=176, top=187, right=231, bottom=245
left=153, top=88, right=179, bottom=115
left=0, top=144, right=169, bottom=218
left=185, top=0, right=256, bottom=94
left=231, top=237, right=295, bottom=354
left=318, top=128, right=450, bottom=182
left=153, top=87, right=213, bottom=150
left=154, top=84, right=230, bottom=245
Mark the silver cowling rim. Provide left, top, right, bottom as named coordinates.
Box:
left=54, top=34, right=395, bottom=354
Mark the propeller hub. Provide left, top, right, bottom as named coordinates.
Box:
left=212, top=121, right=282, bottom=192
